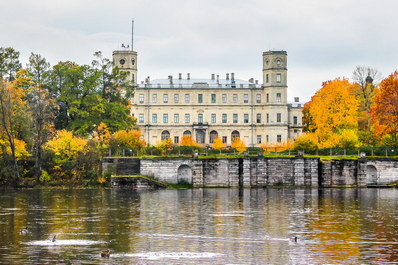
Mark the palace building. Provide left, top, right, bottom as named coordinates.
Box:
left=113, top=46, right=304, bottom=147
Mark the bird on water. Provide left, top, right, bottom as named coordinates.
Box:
left=19, top=227, right=28, bottom=235
left=101, top=249, right=110, bottom=258
left=52, top=234, right=56, bottom=242
left=290, top=236, right=298, bottom=243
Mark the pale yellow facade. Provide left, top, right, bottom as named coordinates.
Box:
left=113, top=49, right=304, bottom=147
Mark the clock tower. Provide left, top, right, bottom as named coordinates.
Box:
left=113, top=20, right=138, bottom=85
left=113, top=47, right=137, bottom=85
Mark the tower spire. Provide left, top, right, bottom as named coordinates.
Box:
left=131, top=19, right=134, bottom=51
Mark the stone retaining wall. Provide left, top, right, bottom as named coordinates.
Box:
left=103, top=157, right=398, bottom=187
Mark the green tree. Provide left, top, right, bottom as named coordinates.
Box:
left=0, top=47, right=21, bottom=81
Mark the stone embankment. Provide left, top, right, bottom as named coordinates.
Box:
left=103, top=157, right=398, bottom=188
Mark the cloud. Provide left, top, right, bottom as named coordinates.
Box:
left=1, top=0, right=398, bottom=101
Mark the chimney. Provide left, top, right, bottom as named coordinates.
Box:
left=231, top=73, right=235, bottom=81
left=168, top=75, right=173, bottom=84
left=255, top=80, right=258, bottom=85
left=211, top=73, right=215, bottom=80
left=249, top=78, right=254, bottom=83
left=294, top=97, right=299, bottom=102
left=179, top=73, right=182, bottom=79
left=187, top=73, right=190, bottom=80
left=216, top=75, right=219, bottom=84
left=226, top=73, right=229, bottom=80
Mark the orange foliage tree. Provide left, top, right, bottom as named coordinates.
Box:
left=156, top=138, right=173, bottom=156
left=180, top=135, right=197, bottom=146
left=231, top=137, right=246, bottom=153
left=111, top=129, right=146, bottom=156
left=371, top=72, right=398, bottom=148
left=303, top=79, right=359, bottom=148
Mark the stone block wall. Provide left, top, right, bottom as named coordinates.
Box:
left=140, top=158, right=192, bottom=184
left=320, top=160, right=358, bottom=186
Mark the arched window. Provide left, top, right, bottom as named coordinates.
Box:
left=231, top=130, right=240, bottom=141
left=209, top=130, right=218, bottom=144
left=161, top=130, right=170, bottom=141
left=183, top=130, right=192, bottom=136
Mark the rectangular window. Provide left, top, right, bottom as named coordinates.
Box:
left=233, top=94, right=238, bottom=103
left=277, top=113, right=281, bottom=123
left=222, top=136, right=227, bottom=144
left=266, top=113, right=269, bottom=123
left=256, top=113, right=261, bottom=123
left=198, top=94, right=203, bottom=103
left=152, top=114, right=157, bottom=123
left=139, top=113, right=144, bottom=123
left=152, top=94, right=157, bottom=103
left=222, top=114, right=227, bottom=123
left=256, top=94, right=261, bottom=103
left=198, top=114, right=203, bottom=123
left=222, top=94, right=227, bottom=103
left=276, top=93, right=281, bottom=102
left=233, top=113, right=238, bottom=123
left=163, top=94, right=168, bottom=103
left=266, top=135, right=269, bottom=143
left=266, top=74, right=269, bottom=83
left=243, top=94, right=249, bottom=103
left=174, top=136, right=179, bottom=144
left=244, top=114, right=249, bottom=123
left=276, top=74, right=281, bottom=83
left=174, top=113, right=179, bottom=123
left=174, top=94, right=179, bottom=103
left=211, top=94, right=216, bottom=103
left=139, top=94, right=144, bottom=103
left=185, top=114, right=190, bottom=123
left=294, top=129, right=298, bottom=133
left=185, top=94, right=190, bottom=103
left=257, top=135, right=262, bottom=144
left=211, top=113, right=216, bottom=123
left=277, top=135, right=282, bottom=143
left=163, top=113, right=168, bottom=123
left=293, top=116, right=298, bottom=125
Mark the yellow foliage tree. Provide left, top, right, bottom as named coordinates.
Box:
left=180, top=135, right=197, bottom=146
left=292, top=133, right=319, bottom=151
left=44, top=130, right=87, bottom=161
left=231, top=137, right=246, bottom=153
left=304, top=79, right=359, bottom=148
left=93, top=122, right=111, bottom=146
left=156, top=138, right=173, bottom=156
left=0, top=138, right=30, bottom=159
left=212, top=137, right=224, bottom=153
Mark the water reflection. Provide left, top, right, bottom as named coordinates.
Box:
left=1, top=188, right=398, bottom=264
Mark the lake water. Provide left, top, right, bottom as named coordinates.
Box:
left=1, top=188, right=398, bottom=264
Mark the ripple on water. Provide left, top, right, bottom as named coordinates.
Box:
left=114, top=252, right=223, bottom=260
left=25, top=239, right=105, bottom=246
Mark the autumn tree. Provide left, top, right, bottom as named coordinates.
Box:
left=44, top=130, right=87, bottom=162
left=231, top=137, right=246, bottom=153
left=212, top=137, right=224, bottom=153
left=304, top=79, right=359, bottom=148
left=180, top=135, right=197, bottom=146
left=110, top=130, right=145, bottom=156
left=0, top=79, right=29, bottom=179
left=292, top=133, right=318, bottom=151
left=156, top=138, right=173, bottom=156
left=371, top=72, right=398, bottom=148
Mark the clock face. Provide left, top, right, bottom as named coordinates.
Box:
left=119, top=59, right=126, bottom=65
left=132, top=59, right=135, bottom=65
left=276, top=58, right=282, bottom=65
left=265, top=58, right=269, bottom=65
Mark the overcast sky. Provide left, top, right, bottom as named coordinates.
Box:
left=1, top=0, right=397, bottom=101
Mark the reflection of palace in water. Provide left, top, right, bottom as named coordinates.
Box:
left=113, top=45, right=304, bottom=146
